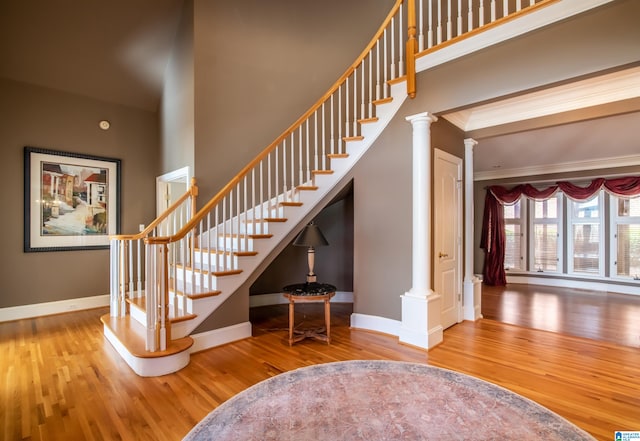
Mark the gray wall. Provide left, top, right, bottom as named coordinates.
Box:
left=0, top=78, right=159, bottom=308
left=190, top=0, right=396, bottom=204
left=161, top=0, right=195, bottom=175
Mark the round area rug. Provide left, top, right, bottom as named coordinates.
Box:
left=184, top=360, right=595, bottom=440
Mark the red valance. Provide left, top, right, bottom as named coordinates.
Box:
left=480, top=175, right=640, bottom=286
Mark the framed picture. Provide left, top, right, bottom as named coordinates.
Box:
left=24, top=146, right=121, bottom=252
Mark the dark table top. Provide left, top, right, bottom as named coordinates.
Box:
left=282, top=282, right=336, bottom=296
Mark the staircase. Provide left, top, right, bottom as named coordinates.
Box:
left=102, top=0, right=600, bottom=376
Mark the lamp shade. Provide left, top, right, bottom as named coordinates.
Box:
left=293, top=222, right=329, bottom=248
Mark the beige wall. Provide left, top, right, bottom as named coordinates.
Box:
left=0, top=78, right=159, bottom=308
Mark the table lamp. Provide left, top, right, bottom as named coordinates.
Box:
left=293, top=221, right=329, bottom=283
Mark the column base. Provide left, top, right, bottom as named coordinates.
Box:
left=463, top=276, right=483, bottom=321
left=399, top=291, right=443, bottom=350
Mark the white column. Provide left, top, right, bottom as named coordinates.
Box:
left=400, top=111, right=442, bottom=350
left=463, top=138, right=482, bottom=321
left=407, top=112, right=437, bottom=298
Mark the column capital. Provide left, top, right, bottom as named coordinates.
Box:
left=405, top=111, right=438, bottom=125
left=464, top=138, right=478, bottom=148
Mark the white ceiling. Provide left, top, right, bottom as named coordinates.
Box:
left=441, top=66, right=640, bottom=179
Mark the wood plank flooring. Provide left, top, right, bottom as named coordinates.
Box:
left=1, top=284, right=639, bottom=441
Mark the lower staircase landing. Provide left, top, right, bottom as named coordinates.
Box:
left=101, top=314, right=194, bottom=377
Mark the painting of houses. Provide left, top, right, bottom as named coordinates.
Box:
left=39, top=161, right=109, bottom=236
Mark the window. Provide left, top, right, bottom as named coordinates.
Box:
left=504, top=199, right=525, bottom=271
left=530, top=195, right=562, bottom=273
left=611, top=196, right=640, bottom=279
left=568, top=194, right=603, bottom=276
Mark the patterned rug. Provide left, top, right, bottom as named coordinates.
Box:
left=184, top=360, right=595, bottom=440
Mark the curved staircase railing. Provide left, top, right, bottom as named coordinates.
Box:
left=108, top=0, right=553, bottom=357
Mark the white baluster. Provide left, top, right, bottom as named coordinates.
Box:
left=457, top=0, right=462, bottom=36
left=447, top=0, right=452, bottom=41
left=330, top=95, right=335, bottom=155
left=375, top=42, right=381, bottom=101
left=361, top=59, right=366, bottom=119
left=345, top=76, right=350, bottom=138
left=427, top=0, right=433, bottom=48
left=321, top=102, right=327, bottom=170
left=338, top=84, right=343, bottom=152
left=383, top=28, right=388, bottom=97
left=283, top=138, right=288, bottom=203
left=479, top=0, right=485, bottom=26
left=298, top=127, right=303, bottom=186
left=290, top=132, right=295, bottom=195
left=418, top=0, right=424, bottom=51
left=468, top=0, right=474, bottom=31
left=368, top=49, right=373, bottom=117
left=274, top=144, right=279, bottom=205
left=398, top=5, right=404, bottom=77
left=353, top=69, right=358, bottom=136
left=437, top=0, right=442, bottom=44
left=491, top=0, right=496, bottom=22
left=390, top=16, right=396, bottom=79
left=136, top=238, right=142, bottom=296
left=305, top=120, right=310, bottom=182
left=314, top=110, right=319, bottom=171
left=266, top=153, right=271, bottom=218
left=503, top=0, right=508, bottom=17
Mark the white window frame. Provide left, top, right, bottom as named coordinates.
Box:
left=609, top=195, right=640, bottom=281
left=504, top=197, right=527, bottom=272
left=528, top=193, right=563, bottom=274
left=567, top=192, right=604, bottom=277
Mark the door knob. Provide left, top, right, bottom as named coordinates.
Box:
left=438, top=252, right=449, bottom=258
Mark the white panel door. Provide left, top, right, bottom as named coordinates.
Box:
left=434, top=149, right=462, bottom=329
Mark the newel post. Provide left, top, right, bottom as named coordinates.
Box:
left=406, top=0, right=417, bottom=98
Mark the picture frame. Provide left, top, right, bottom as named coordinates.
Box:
left=24, top=146, right=121, bottom=252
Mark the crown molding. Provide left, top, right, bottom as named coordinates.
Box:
left=474, top=154, right=640, bottom=181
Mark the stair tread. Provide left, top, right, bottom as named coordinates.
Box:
left=373, top=97, right=393, bottom=105
left=126, top=296, right=201, bottom=320
left=193, top=247, right=258, bottom=257
left=174, top=263, right=244, bottom=277
left=280, top=201, right=303, bottom=207
left=169, top=280, right=222, bottom=298
left=101, top=314, right=194, bottom=359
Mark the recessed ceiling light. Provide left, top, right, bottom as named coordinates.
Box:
left=99, top=120, right=110, bottom=130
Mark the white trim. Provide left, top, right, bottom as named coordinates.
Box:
left=103, top=322, right=190, bottom=377
left=0, top=294, right=110, bottom=322
left=190, top=321, right=252, bottom=353
left=350, top=312, right=401, bottom=337
left=506, top=275, right=640, bottom=296
left=416, top=0, right=614, bottom=73
left=474, top=154, right=640, bottom=181
left=156, top=166, right=191, bottom=217
left=249, top=291, right=354, bottom=308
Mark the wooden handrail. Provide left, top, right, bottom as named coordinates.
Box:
left=111, top=178, right=198, bottom=241
left=147, top=0, right=406, bottom=246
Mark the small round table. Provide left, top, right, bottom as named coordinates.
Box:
left=282, top=283, right=336, bottom=346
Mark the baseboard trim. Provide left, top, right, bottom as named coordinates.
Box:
left=350, top=313, right=401, bottom=337
left=190, top=321, right=252, bottom=353
left=0, top=294, right=110, bottom=322
left=506, top=275, right=640, bottom=296
left=249, top=291, right=354, bottom=308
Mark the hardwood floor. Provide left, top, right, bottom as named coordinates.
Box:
left=1, top=284, right=639, bottom=441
